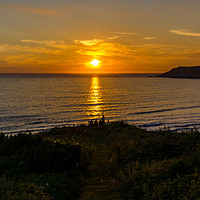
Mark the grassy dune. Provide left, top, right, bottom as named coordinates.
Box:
left=0, top=127, right=93, bottom=200
left=0, top=122, right=200, bottom=199
left=106, top=122, right=200, bottom=200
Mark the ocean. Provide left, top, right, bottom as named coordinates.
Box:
left=1, top=73, right=200, bottom=133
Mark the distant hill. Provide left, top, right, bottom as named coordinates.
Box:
left=158, top=66, right=200, bottom=78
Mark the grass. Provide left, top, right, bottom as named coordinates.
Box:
left=0, top=126, right=93, bottom=200
left=105, top=121, right=200, bottom=200
left=1, top=121, right=200, bottom=199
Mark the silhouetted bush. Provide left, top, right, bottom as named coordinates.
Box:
left=0, top=126, right=94, bottom=200
left=105, top=121, right=200, bottom=200
left=0, top=133, right=79, bottom=175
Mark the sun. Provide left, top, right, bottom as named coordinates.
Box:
left=90, top=59, right=100, bottom=67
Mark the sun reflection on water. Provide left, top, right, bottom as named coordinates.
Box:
left=86, top=77, right=103, bottom=118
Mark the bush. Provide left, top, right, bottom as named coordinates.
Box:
left=0, top=130, right=86, bottom=200
left=105, top=121, right=200, bottom=200
left=0, top=133, right=80, bottom=174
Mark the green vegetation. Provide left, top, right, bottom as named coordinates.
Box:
left=1, top=121, right=200, bottom=199
left=105, top=121, right=200, bottom=200
left=0, top=126, right=94, bottom=200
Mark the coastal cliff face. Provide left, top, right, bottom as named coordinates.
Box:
left=158, top=66, right=200, bottom=78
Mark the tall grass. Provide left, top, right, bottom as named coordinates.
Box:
left=0, top=126, right=94, bottom=200
left=105, top=121, right=200, bottom=199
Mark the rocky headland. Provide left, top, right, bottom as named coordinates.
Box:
left=158, top=66, right=200, bottom=78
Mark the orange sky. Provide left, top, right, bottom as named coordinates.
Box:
left=1, top=0, right=200, bottom=73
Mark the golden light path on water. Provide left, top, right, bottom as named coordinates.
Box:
left=86, top=77, right=103, bottom=118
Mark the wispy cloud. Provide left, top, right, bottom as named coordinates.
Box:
left=107, top=35, right=121, bottom=40
left=74, top=35, right=184, bottom=63
left=21, top=39, right=70, bottom=49
left=108, top=32, right=137, bottom=40
left=140, top=44, right=163, bottom=49
left=75, top=40, right=136, bottom=58
left=0, top=44, right=61, bottom=54
left=143, top=37, right=157, bottom=40
left=0, top=4, right=60, bottom=16
left=0, top=54, right=65, bottom=66
left=74, top=39, right=104, bottom=46
left=0, top=40, right=80, bottom=68
left=74, top=32, right=137, bottom=48
left=112, top=32, right=137, bottom=36
left=170, top=29, right=200, bottom=37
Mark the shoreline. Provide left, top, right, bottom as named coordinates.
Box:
left=2, top=120, right=200, bottom=137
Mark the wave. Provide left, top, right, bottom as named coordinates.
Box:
left=140, top=122, right=164, bottom=127
left=128, top=105, right=200, bottom=115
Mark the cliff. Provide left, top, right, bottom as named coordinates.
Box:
left=158, top=66, right=200, bottom=78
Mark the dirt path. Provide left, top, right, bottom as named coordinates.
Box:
left=80, top=129, right=122, bottom=200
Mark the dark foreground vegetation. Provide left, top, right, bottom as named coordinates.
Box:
left=0, top=127, right=94, bottom=200
left=1, top=121, right=200, bottom=199
left=106, top=122, right=200, bottom=200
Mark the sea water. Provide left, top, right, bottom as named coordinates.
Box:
left=1, top=73, right=200, bottom=133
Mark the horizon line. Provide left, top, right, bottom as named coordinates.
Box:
left=0, top=72, right=160, bottom=74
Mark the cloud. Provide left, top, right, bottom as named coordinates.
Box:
left=140, top=44, right=163, bottom=49
left=74, top=32, right=137, bottom=48
left=143, top=37, right=157, bottom=40
left=75, top=41, right=136, bottom=58
left=21, top=39, right=57, bottom=44
left=107, top=35, right=121, bottom=40
left=112, top=32, right=137, bottom=36
left=170, top=29, right=200, bottom=37
left=74, top=34, right=168, bottom=59
left=0, top=54, right=37, bottom=65
left=0, top=4, right=60, bottom=16
left=0, top=44, right=61, bottom=54
left=108, top=32, right=137, bottom=40
left=74, top=39, right=104, bottom=46
left=0, top=54, right=64, bottom=66
left=21, top=39, right=70, bottom=49
left=75, top=37, right=185, bottom=63
left=0, top=40, right=79, bottom=68
left=0, top=44, right=9, bottom=52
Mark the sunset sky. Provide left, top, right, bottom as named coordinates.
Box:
left=1, top=0, right=200, bottom=73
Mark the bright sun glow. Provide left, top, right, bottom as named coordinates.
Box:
left=90, top=59, right=100, bottom=67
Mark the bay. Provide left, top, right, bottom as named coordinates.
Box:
left=0, top=73, right=200, bottom=133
